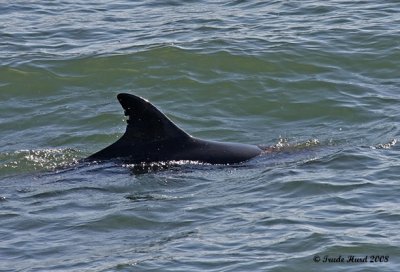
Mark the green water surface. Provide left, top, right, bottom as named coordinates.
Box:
left=1, top=1, right=399, bottom=271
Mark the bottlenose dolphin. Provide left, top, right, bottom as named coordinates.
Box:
left=88, top=93, right=263, bottom=164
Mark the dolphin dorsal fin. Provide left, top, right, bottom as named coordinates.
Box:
left=117, top=93, right=189, bottom=143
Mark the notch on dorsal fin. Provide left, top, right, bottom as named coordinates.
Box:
left=117, top=93, right=189, bottom=142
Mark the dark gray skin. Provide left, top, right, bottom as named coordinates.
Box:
left=88, top=93, right=263, bottom=164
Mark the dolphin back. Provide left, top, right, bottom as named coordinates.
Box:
left=87, top=93, right=262, bottom=164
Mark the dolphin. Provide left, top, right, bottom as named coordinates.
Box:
left=87, top=93, right=263, bottom=164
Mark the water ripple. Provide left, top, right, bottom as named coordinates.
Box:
left=1, top=1, right=399, bottom=271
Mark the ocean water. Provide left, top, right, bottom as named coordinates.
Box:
left=1, top=1, right=399, bottom=271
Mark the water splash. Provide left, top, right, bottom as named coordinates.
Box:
left=266, top=137, right=321, bottom=153
left=0, top=148, right=80, bottom=176
left=370, top=139, right=397, bottom=150
left=122, top=160, right=210, bottom=174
